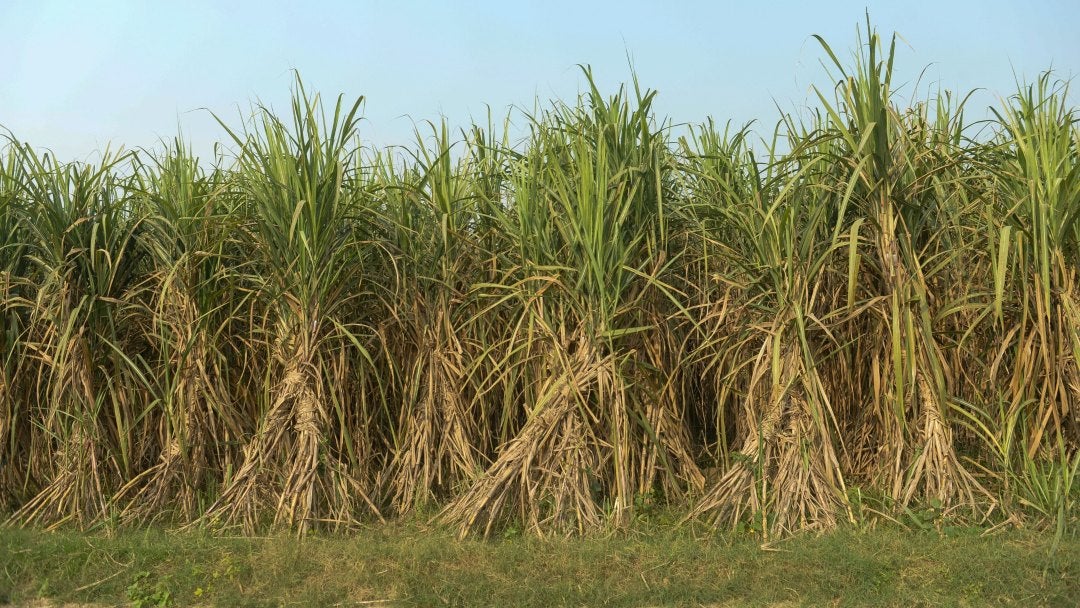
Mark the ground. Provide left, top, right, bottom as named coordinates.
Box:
left=1, top=522, right=1077, bottom=607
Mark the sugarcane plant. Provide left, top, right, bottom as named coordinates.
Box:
left=6, top=144, right=145, bottom=528
left=200, top=79, right=381, bottom=533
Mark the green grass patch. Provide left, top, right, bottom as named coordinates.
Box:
left=1, top=523, right=1077, bottom=607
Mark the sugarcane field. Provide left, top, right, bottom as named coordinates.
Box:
left=1, top=5, right=1077, bottom=607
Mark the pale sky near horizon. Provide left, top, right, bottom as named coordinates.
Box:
left=2, top=0, right=1077, bottom=163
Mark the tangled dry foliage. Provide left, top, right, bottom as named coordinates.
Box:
left=0, top=20, right=1077, bottom=538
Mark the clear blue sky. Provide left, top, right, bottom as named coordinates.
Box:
left=3, top=0, right=1077, bottom=162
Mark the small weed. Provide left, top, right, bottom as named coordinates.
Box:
left=126, top=571, right=173, bottom=608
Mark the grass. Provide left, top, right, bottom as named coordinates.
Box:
left=1, top=523, right=1077, bottom=607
